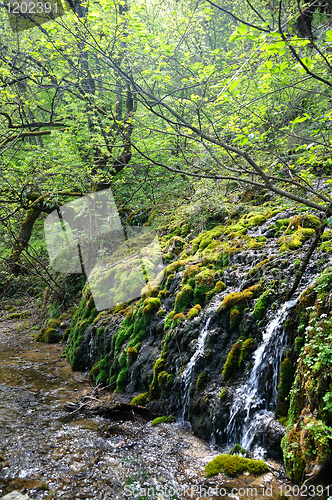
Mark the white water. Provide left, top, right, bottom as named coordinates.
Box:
left=179, top=316, right=212, bottom=420
left=226, top=298, right=298, bottom=454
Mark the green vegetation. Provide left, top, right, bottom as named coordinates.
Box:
left=151, top=415, right=175, bottom=426
left=196, top=372, right=207, bottom=391
left=2, top=0, right=332, bottom=484
left=205, top=454, right=269, bottom=477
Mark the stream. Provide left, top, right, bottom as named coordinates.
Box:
left=0, top=314, right=291, bottom=500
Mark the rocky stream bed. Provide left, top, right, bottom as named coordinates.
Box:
left=0, top=315, right=295, bottom=500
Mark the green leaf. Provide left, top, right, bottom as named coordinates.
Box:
left=237, top=24, right=248, bottom=36
left=264, top=61, right=273, bottom=70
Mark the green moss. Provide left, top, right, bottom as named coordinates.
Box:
left=277, top=358, right=294, bottom=401
left=205, top=454, right=268, bottom=477
left=172, top=312, right=186, bottom=327
left=278, top=214, right=319, bottom=251
left=222, top=342, right=241, bottom=381
left=157, top=370, right=168, bottom=389
left=196, top=371, right=207, bottom=391
left=8, top=312, right=20, bottom=319
left=116, top=367, right=128, bottom=392
left=143, top=297, right=161, bottom=317
left=154, top=358, right=165, bottom=374
left=229, top=305, right=241, bottom=329
left=164, top=310, right=175, bottom=330
left=88, top=354, right=110, bottom=385
left=118, top=351, right=127, bottom=368
left=127, top=346, right=138, bottom=361
left=130, top=392, right=150, bottom=406
left=47, top=318, right=60, bottom=328
left=219, top=388, right=227, bottom=400
left=253, top=289, right=271, bottom=321
left=157, top=309, right=166, bottom=317
left=20, top=310, right=31, bottom=319
left=151, top=415, right=175, bottom=426
left=174, top=285, right=194, bottom=313
left=45, top=328, right=57, bottom=343
left=61, top=328, right=70, bottom=343
left=183, top=265, right=200, bottom=281
left=194, top=269, right=215, bottom=305
left=218, top=283, right=261, bottom=312
left=215, top=281, right=226, bottom=293
left=239, top=338, right=255, bottom=366
left=187, top=304, right=201, bottom=320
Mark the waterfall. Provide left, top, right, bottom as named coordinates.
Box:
left=179, top=316, right=212, bottom=421
left=226, top=298, right=298, bottom=455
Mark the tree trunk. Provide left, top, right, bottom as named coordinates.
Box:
left=8, top=208, right=41, bottom=274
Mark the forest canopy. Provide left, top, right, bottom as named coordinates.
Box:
left=1, top=0, right=332, bottom=294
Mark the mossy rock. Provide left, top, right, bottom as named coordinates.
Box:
left=218, top=283, right=261, bottom=312
left=196, top=371, right=207, bottom=391
left=174, top=285, right=193, bottom=313
left=278, top=214, right=319, bottom=251
left=239, top=338, right=255, bottom=366
left=277, top=357, right=294, bottom=401
left=183, top=265, right=200, bottom=282
left=219, top=388, right=227, bottom=400
left=172, top=312, right=186, bottom=328
left=222, top=342, right=242, bottom=381
left=205, top=453, right=268, bottom=477
left=230, top=305, right=241, bottom=329
left=143, top=297, right=161, bottom=317
left=127, top=346, right=138, bottom=361
left=164, top=310, right=175, bottom=330
left=253, top=289, right=272, bottom=321
left=45, top=328, right=58, bottom=343
left=187, top=304, right=201, bottom=320
left=194, top=269, right=215, bottom=305
left=115, top=367, right=129, bottom=392
left=151, top=415, right=175, bottom=426
left=167, top=236, right=186, bottom=255
left=61, top=328, right=70, bottom=343
left=130, top=392, right=150, bottom=406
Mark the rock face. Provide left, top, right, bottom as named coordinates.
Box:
left=64, top=206, right=331, bottom=468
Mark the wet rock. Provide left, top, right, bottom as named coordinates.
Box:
left=0, top=492, right=30, bottom=500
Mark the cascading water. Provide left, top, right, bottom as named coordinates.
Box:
left=179, top=316, right=212, bottom=421
left=226, top=298, right=298, bottom=456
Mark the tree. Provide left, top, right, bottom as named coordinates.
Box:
left=1, top=0, right=332, bottom=296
